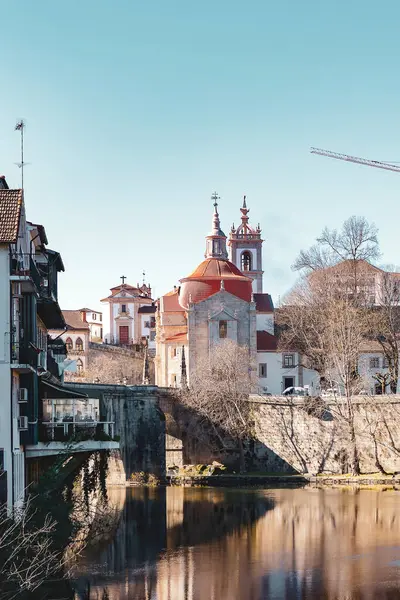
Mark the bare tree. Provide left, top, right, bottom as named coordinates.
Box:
left=278, top=273, right=371, bottom=474
left=0, top=497, right=60, bottom=600
left=367, top=270, right=400, bottom=393
left=66, top=349, right=143, bottom=385
left=293, top=217, right=380, bottom=294
left=179, top=340, right=256, bottom=472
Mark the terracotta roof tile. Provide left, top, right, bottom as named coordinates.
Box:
left=165, top=332, right=188, bottom=343
left=62, top=310, right=90, bottom=330
left=0, top=189, right=23, bottom=243
left=186, top=258, right=250, bottom=280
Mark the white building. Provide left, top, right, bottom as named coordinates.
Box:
left=79, top=308, right=103, bottom=342
left=101, top=279, right=156, bottom=353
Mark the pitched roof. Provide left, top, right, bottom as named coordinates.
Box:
left=138, top=305, right=156, bottom=314
left=162, top=289, right=184, bottom=312
left=0, top=189, right=23, bottom=243
left=257, top=330, right=278, bottom=351
left=62, top=310, right=90, bottom=331
left=165, top=332, right=188, bottom=343
left=254, top=293, right=274, bottom=312
left=79, top=307, right=100, bottom=313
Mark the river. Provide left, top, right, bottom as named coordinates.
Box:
left=71, top=486, right=400, bottom=600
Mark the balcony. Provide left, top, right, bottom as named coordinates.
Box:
left=26, top=420, right=119, bottom=458
left=11, top=342, right=39, bottom=371
left=39, top=420, right=115, bottom=442
left=10, top=253, right=42, bottom=293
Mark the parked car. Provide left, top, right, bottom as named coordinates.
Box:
left=282, top=386, right=309, bottom=396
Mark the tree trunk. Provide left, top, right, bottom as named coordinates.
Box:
left=373, top=437, right=388, bottom=475
left=349, top=424, right=361, bottom=475
left=238, top=439, right=246, bottom=474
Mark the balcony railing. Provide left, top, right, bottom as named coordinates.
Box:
left=40, top=420, right=115, bottom=443
left=11, top=342, right=39, bottom=367
left=10, top=253, right=42, bottom=292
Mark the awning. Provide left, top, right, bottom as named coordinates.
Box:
left=40, top=380, right=88, bottom=400
left=37, top=299, right=66, bottom=329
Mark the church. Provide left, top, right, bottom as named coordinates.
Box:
left=155, top=194, right=310, bottom=394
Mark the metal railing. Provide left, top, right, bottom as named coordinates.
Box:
left=11, top=342, right=38, bottom=367
left=40, top=420, right=115, bottom=442
left=10, top=253, right=42, bottom=291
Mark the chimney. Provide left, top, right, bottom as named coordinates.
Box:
left=0, top=176, right=9, bottom=190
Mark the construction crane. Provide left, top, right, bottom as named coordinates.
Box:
left=310, top=147, right=400, bottom=173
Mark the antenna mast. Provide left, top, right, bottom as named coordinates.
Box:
left=15, top=119, right=27, bottom=189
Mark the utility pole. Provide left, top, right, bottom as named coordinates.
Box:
left=15, top=120, right=28, bottom=189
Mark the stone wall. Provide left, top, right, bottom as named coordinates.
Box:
left=187, top=291, right=257, bottom=380
left=163, top=393, right=400, bottom=474
left=252, top=396, right=400, bottom=474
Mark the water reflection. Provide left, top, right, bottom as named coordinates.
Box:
left=72, top=487, right=400, bottom=600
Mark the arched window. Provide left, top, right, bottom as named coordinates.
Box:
left=65, top=337, right=73, bottom=352
left=76, top=337, right=83, bottom=352
left=241, top=251, right=252, bottom=272
left=76, top=358, right=83, bottom=375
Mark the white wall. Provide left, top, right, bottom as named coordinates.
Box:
left=257, top=352, right=318, bottom=395
left=0, top=248, right=12, bottom=507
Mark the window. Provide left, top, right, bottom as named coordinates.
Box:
left=92, top=313, right=96, bottom=320
left=259, top=363, right=267, bottom=378
left=172, top=347, right=178, bottom=358
left=144, top=320, right=150, bottom=328
left=65, top=337, right=73, bottom=351
left=283, top=354, right=295, bottom=368
left=149, top=331, right=156, bottom=342
left=76, top=358, right=83, bottom=375
left=121, top=304, right=126, bottom=313
left=219, top=320, right=228, bottom=339
left=100, top=328, right=103, bottom=339
left=370, top=357, right=380, bottom=369
left=383, top=357, right=389, bottom=368
left=100, top=314, right=102, bottom=322
left=150, top=317, right=156, bottom=328
left=241, top=251, right=252, bottom=272
left=76, top=337, right=83, bottom=352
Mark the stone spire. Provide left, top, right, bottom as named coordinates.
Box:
left=205, top=192, right=228, bottom=259
left=180, top=345, right=187, bottom=389
left=142, top=345, right=150, bottom=385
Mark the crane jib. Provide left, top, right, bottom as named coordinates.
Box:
left=310, top=147, right=400, bottom=172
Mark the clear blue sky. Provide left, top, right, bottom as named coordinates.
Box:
left=1, top=1, right=400, bottom=312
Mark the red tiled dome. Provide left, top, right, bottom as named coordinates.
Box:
left=179, top=258, right=252, bottom=309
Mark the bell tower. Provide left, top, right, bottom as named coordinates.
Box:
left=228, top=196, right=264, bottom=293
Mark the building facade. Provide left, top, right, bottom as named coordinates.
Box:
left=79, top=308, right=103, bottom=342
left=155, top=195, right=311, bottom=392
left=101, top=279, right=156, bottom=353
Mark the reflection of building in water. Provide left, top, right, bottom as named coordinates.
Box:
left=72, top=488, right=400, bottom=600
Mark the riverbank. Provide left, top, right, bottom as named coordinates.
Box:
left=164, top=472, right=400, bottom=488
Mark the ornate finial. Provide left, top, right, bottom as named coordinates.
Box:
left=220, top=279, right=225, bottom=291
left=243, top=195, right=247, bottom=209
left=142, top=270, right=146, bottom=286
left=181, top=345, right=187, bottom=389
left=120, top=275, right=126, bottom=285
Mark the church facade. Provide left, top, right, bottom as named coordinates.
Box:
left=155, top=194, right=311, bottom=393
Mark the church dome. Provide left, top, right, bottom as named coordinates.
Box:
left=179, top=257, right=252, bottom=310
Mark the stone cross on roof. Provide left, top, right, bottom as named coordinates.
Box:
left=120, top=275, right=126, bottom=285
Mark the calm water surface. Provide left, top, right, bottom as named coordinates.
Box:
left=72, top=486, right=400, bottom=600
